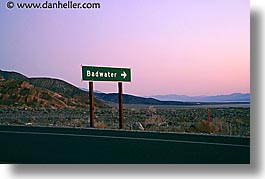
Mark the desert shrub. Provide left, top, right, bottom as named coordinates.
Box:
left=95, top=121, right=108, bottom=128
left=143, top=117, right=164, bottom=128
left=195, top=120, right=220, bottom=134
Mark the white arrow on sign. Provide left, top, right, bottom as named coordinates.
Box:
left=121, top=71, right=127, bottom=79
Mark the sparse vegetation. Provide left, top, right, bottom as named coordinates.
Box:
left=95, top=121, right=108, bottom=128
left=0, top=106, right=250, bottom=137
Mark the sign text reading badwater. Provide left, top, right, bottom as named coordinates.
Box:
left=82, top=66, right=131, bottom=82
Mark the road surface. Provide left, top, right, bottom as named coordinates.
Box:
left=0, top=125, right=250, bottom=164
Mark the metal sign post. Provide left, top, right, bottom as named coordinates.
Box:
left=82, top=65, right=131, bottom=129
left=118, top=82, right=124, bottom=129
left=89, top=82, right=94, bottom=127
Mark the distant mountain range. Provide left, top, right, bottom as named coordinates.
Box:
left=148, top=93, right=250, bottom=102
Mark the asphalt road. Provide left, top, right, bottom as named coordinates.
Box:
left=0, top=125, right=250, bottom=164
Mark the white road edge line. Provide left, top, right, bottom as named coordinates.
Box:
left=0, top=130, right=250, bottom=148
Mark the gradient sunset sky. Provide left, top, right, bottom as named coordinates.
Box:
left=0, top=0, right=250, bottom=96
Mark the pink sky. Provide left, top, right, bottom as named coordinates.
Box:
left=0, top=0, right=249, bottom=96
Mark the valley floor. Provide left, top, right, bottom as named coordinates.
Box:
left=0, top=106, right=250, bottom=137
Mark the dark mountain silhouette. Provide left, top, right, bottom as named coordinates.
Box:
left=94, top=93, right=197, bottom=105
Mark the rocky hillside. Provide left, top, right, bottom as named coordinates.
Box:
left=0, top=70, right=107, bottom=108
left=0, top=80, right=69, bottom=108
left=0, top=70, right=84, bottom=98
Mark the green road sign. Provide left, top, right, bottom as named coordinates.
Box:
left=82, top=66, right=131, bottom=82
